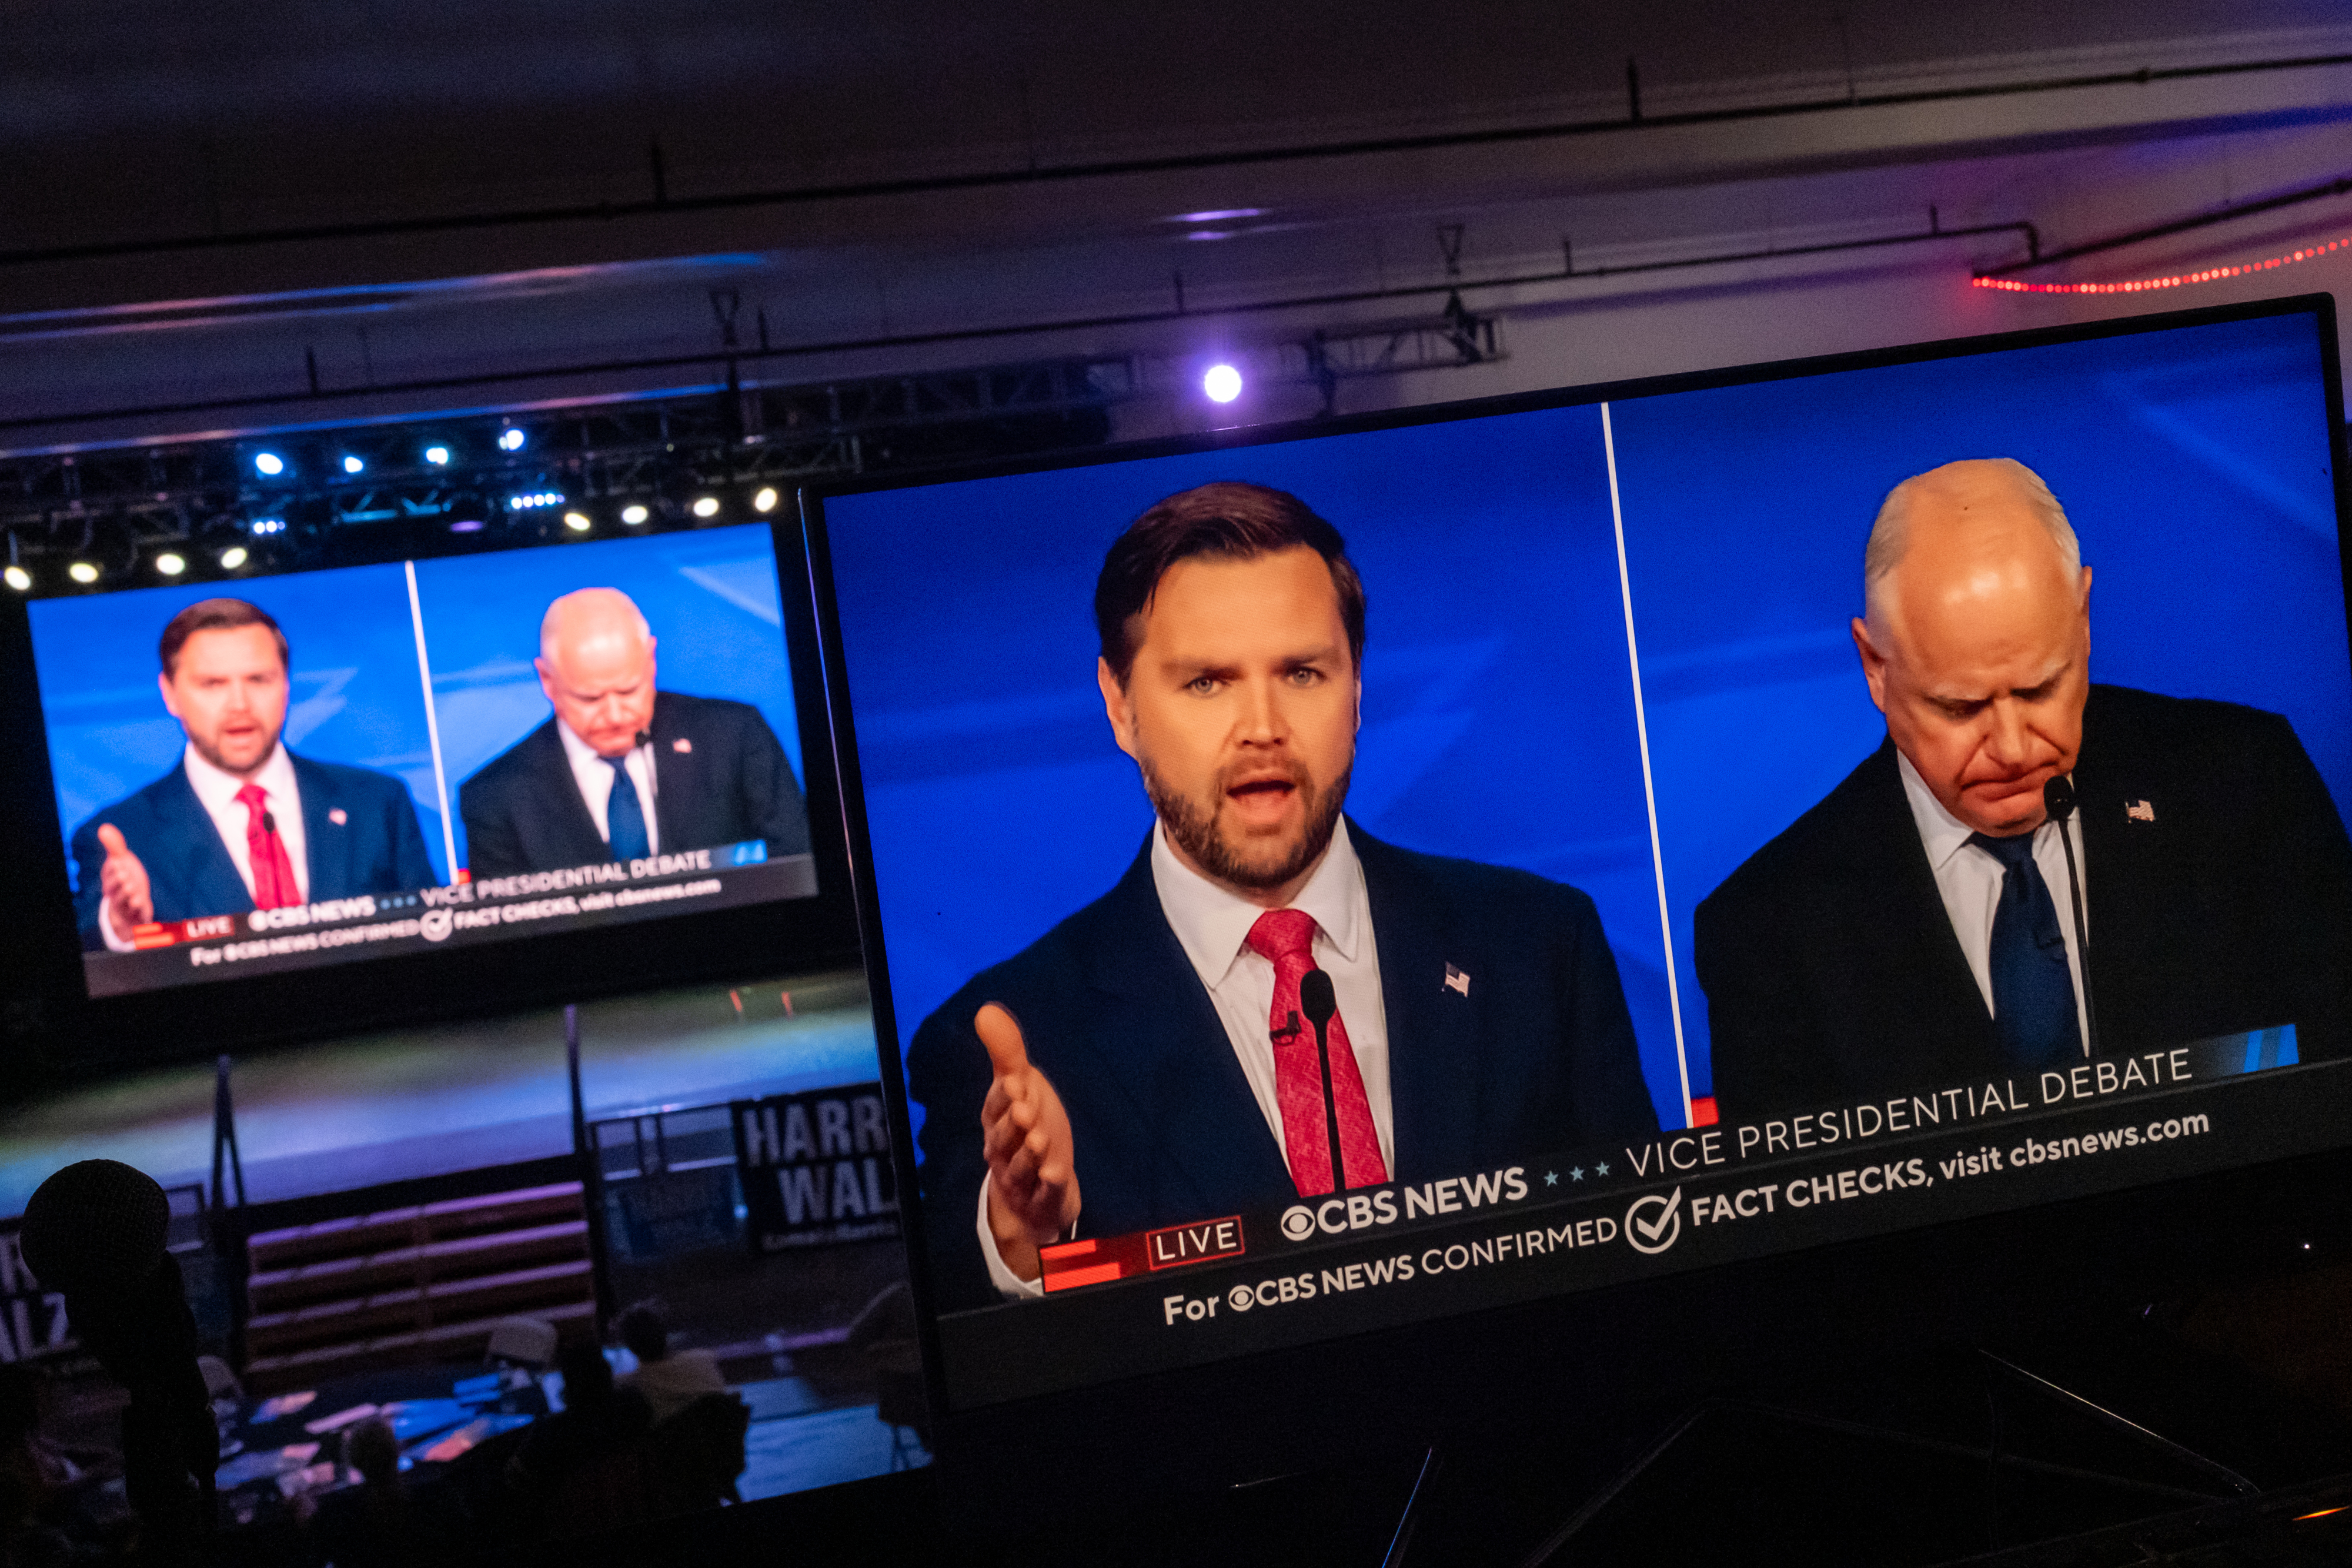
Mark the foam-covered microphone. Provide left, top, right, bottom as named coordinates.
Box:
left=2043, top=776, right=2100, bottom=1057
left=1298, top=969, right=1345, bottom=1192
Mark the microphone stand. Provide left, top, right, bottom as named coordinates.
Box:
left=1300, top=969, right=1345, bottom=1192
left=2043, top=777, right=2100, bottom=1058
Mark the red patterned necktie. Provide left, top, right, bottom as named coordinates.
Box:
left=236, top=783, right=301, bottom=910
left=1245, top=908, right=1388, bottom=1196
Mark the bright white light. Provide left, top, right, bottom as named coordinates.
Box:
left=753, top=487, right=779, bottom=513
left=620, top=504, right=650, bottom=526
left=253, top=452, right=285, bottom=477
left=424, top=445, right=451, bottom=466
left=691, top=497, right=720, bottom=519
left=251, top=517, right=286, bottom=536
left=219, top=546, right=250, bottom=569
left=3, top=566, right=29, bottom=591
left=506, top=491, right=564, bottom=511
left=341, top=455, right=365, bottom=475
left=68, top=561, right=98, bottom=584
left=1202, top=364, right=1244, bottom=403
left=156, top=553, right=186, bottom=576
left=563, top=511, right=592, bottom=532
left=499, top=428, right=526, bottom=452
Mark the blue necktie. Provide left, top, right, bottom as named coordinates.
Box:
left=1968, top=831, right=2082, bottom=1068
left=603, top=755, right=650, bottom=862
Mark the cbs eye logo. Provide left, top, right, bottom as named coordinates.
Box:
left=1279, top=1206, right=1317, bottom=1242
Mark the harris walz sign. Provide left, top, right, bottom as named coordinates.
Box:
left=733, top=1084, right=900, bottom=1251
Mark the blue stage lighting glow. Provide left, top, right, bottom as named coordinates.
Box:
left=424, top=445, right=451, bottom=466
left=506, top=490, right=565, bottom=511
left=499, top=428, right=526, bottom=452
left=253, top=452, right=286, bottom=477
left=1203, top=364, right=1244, bottom=403
left=342, top=454, right=365, bottom=474
left=250, top=517, right=288, bottom=536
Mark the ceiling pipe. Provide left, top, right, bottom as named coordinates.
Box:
left=0, top=219, right=2039, bottom=439
left=0, top=51, right=2341, bottom=272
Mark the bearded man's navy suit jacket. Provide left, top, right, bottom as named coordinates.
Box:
left=907, top=823, right=1661, bottom=1312
left=68, top=752, right=438, bottom=948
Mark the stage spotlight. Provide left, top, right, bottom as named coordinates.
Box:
left=620, top=504, right=650, bottom=526
left=753, top=487, right=779, bottom=513
left=253, top=452, right=286, bottom=477
left=1202, top=364, right=1244, bottom=403
left=449, top=520, right=486, bottom=534
left=68, top=561, right=98, bottom=584
left=691, top=497, right=720, bottom=519
left=342, top=454, right=365, bottom=475
left=563, top=511, right=592, bottom=533
left=4, top=566, right=29, bottom=591
left=250, top=517, right=287, bottom=536
left=499, top=427, right=526, bottom=452
left=424, top=445, right=451, bottom=466
left=155, top=552, right=186, bottom=577
left=219, top=546, right=250, bottom=569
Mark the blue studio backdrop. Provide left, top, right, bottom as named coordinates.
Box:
left=824, top=407, right=1687, bottom=1136
left=29, top=566, right=450, bottom=887
left=412, top=524, right=805, bottom=874
left=1614, top=311, right=2352, bottom=1102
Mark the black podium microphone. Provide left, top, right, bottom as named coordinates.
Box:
left=2043, top=776, right=2100, bottom=1058
left=1299, top=969, right=1345, bottom=1193
left=634, top=728, right=659, bottom=802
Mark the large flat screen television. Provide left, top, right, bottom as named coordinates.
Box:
left=0, top=510, right=858, bottom=1066
left=804, top=294, right=2352, bottom=1511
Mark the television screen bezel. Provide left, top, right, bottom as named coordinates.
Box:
left=0, top=514, right=863, bottom=1076
left=799, top=291, right=2352, bottom=1515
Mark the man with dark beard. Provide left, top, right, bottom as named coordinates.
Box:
left=906, top=482, right=1657, bottom=1309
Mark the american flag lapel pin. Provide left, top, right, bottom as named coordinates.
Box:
left=2126, top=799, right=2156, bottom=823
left=328, top=808, right=348, bottom=825
left=673, top=738, right=693, bottom=754
left=1444, top=964, right=1471, bottom=997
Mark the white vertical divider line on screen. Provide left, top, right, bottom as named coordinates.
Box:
left=1599, top=402, right=1695, bottom=1130
left=404, top=559, right=459, bottom=884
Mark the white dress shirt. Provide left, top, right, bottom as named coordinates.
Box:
left=1896, top=752, right=2091, bottom=1053
left=555, top=720, right=660, bottom=854
left=99, top=742, right=309, bottom=952
left=980, top=817, right=1395, bottom=1299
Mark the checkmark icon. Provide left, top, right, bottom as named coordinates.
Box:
left=1625, top=1187, right=1685, bottom=1255
left=1633, top=1187, right=1682, bottom=1241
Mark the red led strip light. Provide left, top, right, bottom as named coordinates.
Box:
left=1973, top=236, right=2352, bottom=294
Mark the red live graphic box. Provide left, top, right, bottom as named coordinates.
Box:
left=129, top=915, right=242, bottom=950
left=1040, top=1215, right=1247, bottom=1293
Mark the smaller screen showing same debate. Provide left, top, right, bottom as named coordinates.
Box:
left=28, top=524, right=817, bottom=998
left=818, top=302, right=2352, bottom=1410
